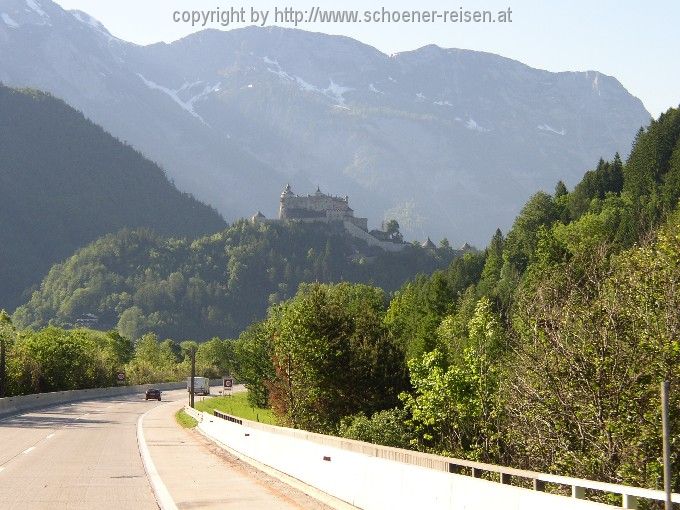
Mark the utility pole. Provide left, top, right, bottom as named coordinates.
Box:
left=0, top=333, right=5, bottom=398
left=190, top=346, right=196, bottom=409
left=661, top=381, right=672, bottom=510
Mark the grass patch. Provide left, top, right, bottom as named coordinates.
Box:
left=175, top=408, right=198, bottom=428
left=194, top=391, right=276, bottom=425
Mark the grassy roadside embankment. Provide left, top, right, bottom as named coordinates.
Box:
left=194, top=391, right=277, bottom=425
left=175, top=409, right=198, bottom=428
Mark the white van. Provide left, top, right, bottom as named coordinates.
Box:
left=187, top=376, right=210, bottom=395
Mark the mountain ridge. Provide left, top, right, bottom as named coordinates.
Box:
left=0, top=0, right=651, bottom=244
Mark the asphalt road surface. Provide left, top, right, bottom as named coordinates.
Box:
left=0, top=391, right=163, bottom=509
left=0, top=388, right=332, bottom=510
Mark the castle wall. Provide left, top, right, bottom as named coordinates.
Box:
left=274, top=187, right=401, bottom=251
left=280, top=194, right=351, bottom=220
left=342, top=221, right=406, bottom=252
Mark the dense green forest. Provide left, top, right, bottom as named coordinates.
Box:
left=0, top=84, right=225, bottom=311
left=231, top=107, right=680, bottom=498
left=13, top=221, right=456, bottom=339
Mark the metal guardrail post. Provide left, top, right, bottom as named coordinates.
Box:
left=662, top=381, right=672, bottom=510
left=622, top=494, right=638, bottom=509
left=533, top=479, right=545, bottom=491
left=572, top=486, right=586, bottom=499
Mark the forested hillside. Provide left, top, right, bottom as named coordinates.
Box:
left=4, top=89, right=678, bottom=501
left=0, top=85, right=226, bottom=310
left=233, top=107, right=680, bottom=498
left=13, top=220, right=456, bottom=340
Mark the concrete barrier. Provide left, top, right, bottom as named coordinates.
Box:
left=195, top=410, right=680, bottom=510
left=0, top=382, right=184, bottom=419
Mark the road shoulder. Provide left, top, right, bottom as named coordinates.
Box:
left=141, top=397, right=333, bottom=510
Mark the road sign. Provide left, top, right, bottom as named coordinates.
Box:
left=223, top=377, right=233, bottom=395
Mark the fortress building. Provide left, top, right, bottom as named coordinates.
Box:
left=251, top=185, right=474, bottom=254
left=251, top=185, right=405, bottom=252
left=278, top=185, right=369, bottom=231
left=250, top=185, right=473, bottom=254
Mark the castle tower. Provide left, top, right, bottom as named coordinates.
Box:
left=279, top=184, right=294, bottom=219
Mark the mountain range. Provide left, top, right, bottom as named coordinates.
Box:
left=0, top=0, right=651, bottom=244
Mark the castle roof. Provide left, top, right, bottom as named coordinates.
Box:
left=251, top=211, right=266, bottom=222
left=281, top=184, right=294, bottom=197
left=421, top=237, right=437, bottom=249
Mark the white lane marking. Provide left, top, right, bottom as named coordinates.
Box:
left=23, top=447, right=36, bottom=454
left=46, top=433, right=55, bottom=439
left=0, top=466, right=5, bottom=473
left=137, top=405, right=179, bottom=510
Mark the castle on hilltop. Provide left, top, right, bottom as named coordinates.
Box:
left=278, top=184, right=368, bottom=230
left=251, top=185, right=404, bottom=252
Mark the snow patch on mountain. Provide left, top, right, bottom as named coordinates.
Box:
left=294, top=76, right=317, bottom=93
left=262, top=56, right=312, bottom=91
left=1, top=13, right=19, bottom=28
left=263, top=57, right=295, bottom=80
left=25, top=0, right=50, bottom=25
left=537, top=124, right=566, bottom=136
left=324, top=80, right=353, bottom=104
left=262, top=56, right=353, bottom=104
left=26, top=0, right=47, bottom=17
left=137, top=75, right=220, bottom=125
left=592, top=74, right=601, bottom=96
left=369, top=83, right=384, bottom=94
left=71, top=10, right=117, bottom=42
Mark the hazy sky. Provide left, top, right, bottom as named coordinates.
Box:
left=53, top=0, right=679, bottom=116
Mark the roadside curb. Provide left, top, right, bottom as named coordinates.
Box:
left=137, top=404, right=179, bottom=510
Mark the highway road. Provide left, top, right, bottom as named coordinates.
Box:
left=0, top=391, right=161, bottom=509
left=0, top=388, right=330, bottom=510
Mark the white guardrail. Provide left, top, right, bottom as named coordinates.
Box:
left=0, top=382, right=185, bottom=419
left=192, top=408, right=679, bottom=510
